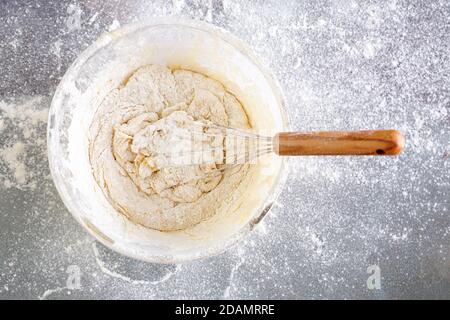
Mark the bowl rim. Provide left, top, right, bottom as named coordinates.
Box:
left=47, top=17, right=291, bottom=264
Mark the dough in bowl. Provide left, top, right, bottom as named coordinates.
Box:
left=89, top=65, right=251, bottom=231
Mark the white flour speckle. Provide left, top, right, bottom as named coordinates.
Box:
left=0, top=96, right=49, bottom=189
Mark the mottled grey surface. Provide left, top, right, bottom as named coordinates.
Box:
left=0, top=0, right=449, bottom=299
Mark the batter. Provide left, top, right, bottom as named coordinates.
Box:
left=89, top=65, right=250, bottom=231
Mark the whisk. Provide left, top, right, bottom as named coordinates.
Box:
left=185, top=122, right=405, bottom=164
left=141, top=118, right=405, bottom=189
left=153, top=119, right=405, bottom=180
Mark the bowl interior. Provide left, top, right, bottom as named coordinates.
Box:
left=48, top=20, right=287, bottom=263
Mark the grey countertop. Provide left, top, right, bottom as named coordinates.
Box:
left=0, top=0, right=449, bottom=299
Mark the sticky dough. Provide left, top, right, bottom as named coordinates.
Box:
left=89, top=65, right=250, bottom=231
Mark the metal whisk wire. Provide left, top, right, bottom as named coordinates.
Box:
left=149, top=121, right=275, bottom=186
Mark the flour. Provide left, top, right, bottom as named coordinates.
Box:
left=1, top=142, right=26, bottom=185
left=113, top=111, right=225, bottom=201
left=0, top=96, right=49, bottom=190
left=89, top=65, right=251, bottom=231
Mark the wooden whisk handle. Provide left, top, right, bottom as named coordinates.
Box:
left=273, top=130, right=405, bottom=156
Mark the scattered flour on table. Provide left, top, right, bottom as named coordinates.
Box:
left=1, top=0, right=449, bottom=300
left=0, top=96, right=50, bottom=190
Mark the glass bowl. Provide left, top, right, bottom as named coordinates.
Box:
left=47, top=18, right=289, bottom=263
